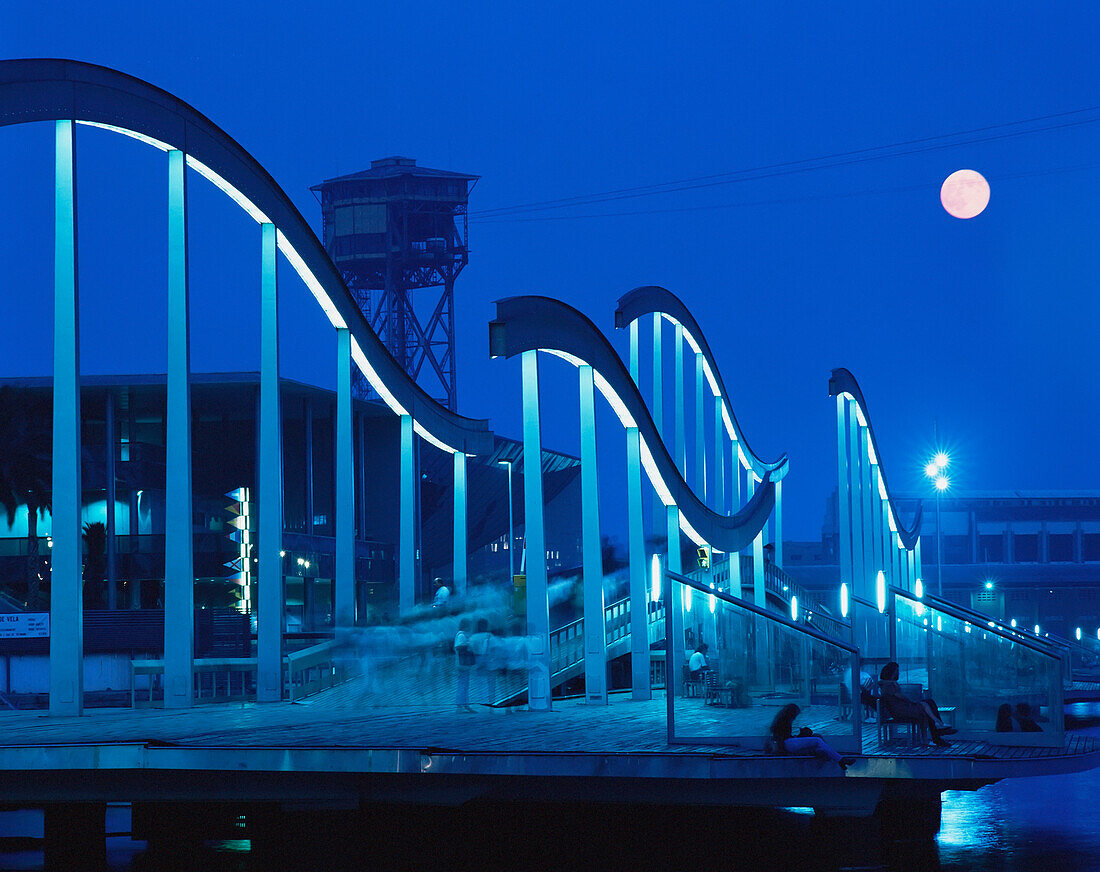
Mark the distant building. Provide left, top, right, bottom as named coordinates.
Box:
left=785, top=490, right=1100, bottom=640
left=0, top=375, right=581, bottom=625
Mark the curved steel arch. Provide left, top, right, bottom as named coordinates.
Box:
left=0, top=58, right=492, bottom=455
left=828, top=367, right=922, bottom=549
left=489, top=295, right=775, bottom=553
left=614, top=285, right=789, bottom=481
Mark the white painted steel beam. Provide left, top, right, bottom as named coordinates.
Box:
left=49, top=119, right=82, bottom=717
left=164, top=148, right=194, bottom=708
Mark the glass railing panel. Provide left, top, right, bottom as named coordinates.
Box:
left=667, top=573, right=861, bottom=752
left=892, top=589, right=1064, bottom=747
left=848, top=595, right=891, bottom=663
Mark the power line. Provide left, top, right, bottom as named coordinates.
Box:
left=470, top=106, right=1100, bottom=219
left=469, top=161, right=1100, bottom=224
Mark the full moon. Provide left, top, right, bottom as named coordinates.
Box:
left=940, top=169, right=990, bottom=219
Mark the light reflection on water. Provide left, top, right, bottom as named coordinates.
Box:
left=933, top=721, right=1100, bottom=872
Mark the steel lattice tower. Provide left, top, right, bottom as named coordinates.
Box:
left=312, top=157, right=477, bottom=410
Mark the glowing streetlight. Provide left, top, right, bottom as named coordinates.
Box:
left=924, top=450, right=952, bottom=597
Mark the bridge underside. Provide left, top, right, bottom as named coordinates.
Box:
left=1, top=687, right=1095, bottom=816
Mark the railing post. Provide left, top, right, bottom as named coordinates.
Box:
left=847, top=402, right=864, bottom=600
left=652, top=315, right=664, bottom=537
left=49, top=119, right=82, bottom=716
left=399, top=414, right=415, bottom=614
left=626, top=426, right=649, bottom=700
left=579, top=365, right=606, bottom=705
left=335, top=327, right=354, bottom=628
left=694, top=352, right=706, bottom=501
left=164, top=148, right=194, bottom=708
left=453, top=451, right=467, bottom=596
left=522, top=350, right=551, bottom=711
left=257, top=222, right=284, bottom=701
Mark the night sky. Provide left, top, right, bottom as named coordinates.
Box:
left=2, top=3, right=1099, bottom=544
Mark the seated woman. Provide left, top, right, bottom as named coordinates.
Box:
left=878, top=661, right=957, bottom=747
left=768, top=703, right=856, bottom=772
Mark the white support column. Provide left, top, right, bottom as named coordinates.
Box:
left=730, top=446, right=742, bottom=596
left=836, top=396, right=853, bottom=593
left=652, top=315, right=664, bottom=536
left=667, top=504, right=684, bottom=685
left=674, top=324, right=685, bottom=476
left=453, top=451, right=467, bottom=596
left=915, top=537, right=923, bottom=583
left=399, top=414, right=415, bottom=614
left=257, top=223, right=283, bottom=701
left=49, top=119, right=82, bottom=717
left=626, top=426, right=649, bottom=700
left=164, top=148, right=194, bottom=709
left=522, top=351, right=551, bottom=711
left=859, top=425, right=876, bottom=600
left=629, top=319, right=639, bottom=383
left=774, top=479, right=783, bottom=570
left=751, top=475, right=765, bottom=609
left=848, top=407, right=865, bottom=599
left=579, top=366, right=606, bottom=705
left=335, top=327, right=354, bottom=628
left=713, top=398, right=724, bottom=516
left=694, top=353, right=706, bottom=501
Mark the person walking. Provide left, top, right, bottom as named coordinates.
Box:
left=454, top=619, right=475, bottom=713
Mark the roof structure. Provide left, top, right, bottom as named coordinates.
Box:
left=312, top=156, right=479, bottom=188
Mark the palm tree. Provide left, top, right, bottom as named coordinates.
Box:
left=0, top=387, right=52, bottom=610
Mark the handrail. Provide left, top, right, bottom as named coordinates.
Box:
left=919, top=590, right=1072, bottom=656
left=614, top=286, right=788, bottom=481
left=667, top=570, right=858, bottom=653
left=489, top=295, right=775, bottom=553
left=829, top=368, right=922, bottom=549
left=890, top=586, right=1062, bottom=660
left=0, top=58, right=493, bottom=455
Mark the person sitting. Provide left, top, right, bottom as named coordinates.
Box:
left=1014, top=702, right=1042, bottom=732
left=432, top=578, right=451, bottom=608
left=878, top=661, right=957, bottom=747
left=688, top=642, right=710, bottom=680
left=768, top=703, right=856, bottom=772
left=996, top=703, right=1015, bottom=732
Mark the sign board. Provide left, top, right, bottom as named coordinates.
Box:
left=0, top=612, right=50, bottom=639
left=512, top=574, right=526, bottom=615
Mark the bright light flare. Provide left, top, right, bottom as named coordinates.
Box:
left=935, top=475, right=950, bottom=492
left=790, top=596, right=799, bottom=622
left=840, top=582, right=849, bottom=619
left=934, top=452, right=950, bottom=470
left=924, top=462, right=940, bottom=479
left=876, top=571, right=886, bottom=614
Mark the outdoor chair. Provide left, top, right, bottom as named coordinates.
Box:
left=877, top=682, right=928, bottom=746
left=682, top=665, right=704, bottom=698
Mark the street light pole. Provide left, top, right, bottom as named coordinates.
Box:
left=925, top=450, right=950, bottom=599
left=936, top=489, right=943, bottom=598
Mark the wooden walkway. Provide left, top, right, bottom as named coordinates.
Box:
left=0, top=675, right=1097, bottom=818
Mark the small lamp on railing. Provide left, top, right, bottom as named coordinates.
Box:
left=650, top=554, right=662, bottom=603
left=876, top=570, right=886, bottom=614
left=840, top=582, right=849, bottom=619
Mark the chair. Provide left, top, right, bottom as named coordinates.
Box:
left=682, top=665, right=704, bottom=698
left=877, top=682, right=928, bottom=746
left=702, top=670, right=721, bottom=705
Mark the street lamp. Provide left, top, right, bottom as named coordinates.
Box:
left=497, top=459, right=515, bottom=576
left=924, top=451, right=951, bottom=597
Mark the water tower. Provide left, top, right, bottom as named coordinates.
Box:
left=312, top=157, right=478, bottom=410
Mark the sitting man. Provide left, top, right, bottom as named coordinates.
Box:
left=688, top=642, right=710, bottom=680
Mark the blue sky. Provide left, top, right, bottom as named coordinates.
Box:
left=2, top=2, right=1099, bottom=542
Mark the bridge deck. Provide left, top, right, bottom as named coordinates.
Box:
left=0, top=679, right=1096, bottom=797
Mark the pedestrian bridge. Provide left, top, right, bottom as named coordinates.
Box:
left=0, top=60, right=1098, bottom=848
